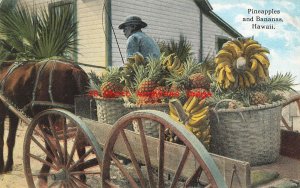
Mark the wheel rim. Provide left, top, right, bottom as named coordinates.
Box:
left=102, top=110, right=227, bottom=188
left=23, top=109, right=103, bottom=188
left=282, top=95, right=300, bottom=131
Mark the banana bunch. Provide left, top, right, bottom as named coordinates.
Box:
left=162, top=53, right=184, bottom=75
left=215, top=38, right=270, bottom=89
left=168, top=97, right=211, bottom=148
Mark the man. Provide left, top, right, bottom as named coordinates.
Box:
left=119, top=15, right=161, bottom=60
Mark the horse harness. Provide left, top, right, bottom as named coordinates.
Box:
left=0, top=61, right=74, bottom=114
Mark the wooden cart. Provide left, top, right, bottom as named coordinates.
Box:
left=0, top=93, right=299, bottom=188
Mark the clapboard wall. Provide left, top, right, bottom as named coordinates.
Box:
left=17, top=0, right=239, bottom=69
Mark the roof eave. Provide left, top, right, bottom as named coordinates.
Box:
left=194, top=0, right=243, bottom=38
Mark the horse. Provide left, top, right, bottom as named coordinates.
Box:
left=0, top=60, right=89, bottom=181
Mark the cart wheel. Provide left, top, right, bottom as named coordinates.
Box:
left=23, top=109, right=103, bottom=188
left=282, top=94, right=300, bottom=131
left=102, top=110, right=226, bottom=188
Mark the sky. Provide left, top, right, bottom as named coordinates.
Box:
left=209, top=0, right=300, bottom=90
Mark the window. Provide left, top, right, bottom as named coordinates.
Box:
left=216, top=36, right=230, bottom=52
left=48, top=0, right=74, bottom=12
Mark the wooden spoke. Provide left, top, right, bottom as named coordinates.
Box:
left=110, top=153, right=139, bottom=188
left=69, top=147, right=94, bottom=171
left=69, top=171, right=101, bottom=175
left=205, top=183, right=212, bottom=188
left=32, top=172, right=56, bottom=176
left=48, top=115, right=64, bottom=164
left=70, top=175, right=90, bottom=188
left=170, top=147, right=190, bottom=188
left=69, top=179, right=79, bottom=188
left=58, top=182, right=63, bottom=188
left=63, top=120, right=68, bottom=165
left=29, top=153, right=58, bottom=170
left=72, top=158, right=99, bottom=172
left=136, top=118, right=155, bottom=188
left=185, top=166, right=203, bottom=186
left=66, top=129, right=79, bottom=168
left=36, top=124, right=61, bottom=165
left=31, top=135, right=58, bottom=166
left=120, top=129, right=146, bottom=188
left=158, top=125, right=165, bottom=188
left=48, top=180, right=61, bottom=188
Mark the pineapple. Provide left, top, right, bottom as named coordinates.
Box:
left=134, top=57, right=162, bottom=104
left=250, top=91, right=268, bottom=105
left=166, top=57, right=202, bottom=91
left=189, top=72, right=211, bottom=90
left=152, top=86, right=168, bottom=103
left=100, top=67, right=123, bottom=98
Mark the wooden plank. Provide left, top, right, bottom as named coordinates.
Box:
left=83, top=117, right=250, bottom=187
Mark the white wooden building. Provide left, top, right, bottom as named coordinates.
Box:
left=17, top=0, right=242, bottom=71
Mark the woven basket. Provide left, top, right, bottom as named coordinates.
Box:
left=125, top=103, right=169, bottom=137
left=95, top=97, right=127, bottom=125
left=210, top=100, right=284, bottom=166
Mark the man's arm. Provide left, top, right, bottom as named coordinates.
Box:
left=126, top=35, right=140, bottom=58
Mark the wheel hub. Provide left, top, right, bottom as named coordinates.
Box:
left=51, top=169, right=68, bottom=181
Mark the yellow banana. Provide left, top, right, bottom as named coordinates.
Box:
left=191, top=106, right=209, bottom=118
left=245, top=71, right=256, bottom=85
left=215, top=57, right=232, bottom=64
left=244, top=43, right=261, bottom=57
left=250, top=59, right=258, bottom=72
left=169, top=112, right=180, bottom=122
left=243, top=74, right=250, bottom=87
left=252, top=54, right=270, bottom=68
left=224, top=65, right=235, bottom=82
left=243, top=38, right=258, bottom=49
left=215, top=62, right=227, bottom=72
left=232, top=39, right=244, bottom=51
left=223, top=44, right=239, bottom=59
left=168, top=56, right=179, bottom=70
left=186, top=97, right=199, bottom=113
left=257, top=63, right=266, bottom=79
left=188, top=114, right=207, bottom=127
left=169, top=103, right=178, bottom=116
left=217, top=68, right=226, bottom=84
left=216, top=50, right=233, bottom=61
left=238, top=74, right=245, bottom=88
left=224, top=77, right=231, bottom=89
left=183, top=97, right=193, bottom=110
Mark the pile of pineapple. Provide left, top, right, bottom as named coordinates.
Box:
left=211, top=37, right=294, bottom=108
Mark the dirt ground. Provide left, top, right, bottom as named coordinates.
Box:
left=0, top=121, right=29, bottom=187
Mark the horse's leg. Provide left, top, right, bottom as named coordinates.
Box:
left=0, top=107, right=5, bottom=173
left=4, top=113, right=19, bottom=172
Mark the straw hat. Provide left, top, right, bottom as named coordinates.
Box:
left=118, top=15, right=147, bottom=29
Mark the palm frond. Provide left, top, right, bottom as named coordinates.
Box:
left=0, top=4, right=38, bottom=59
left=34, top=5, right=77, bottom=59
left=158, top=34, right=193, bottom=62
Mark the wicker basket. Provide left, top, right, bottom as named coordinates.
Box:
left=95, top=97, right=127, bottom=125
left=210, top=100, right=284, bottom=166
left=125, top=103, right=169, bottom=137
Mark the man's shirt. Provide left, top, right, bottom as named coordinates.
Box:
left=126, top=31, right=161, bottom=59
